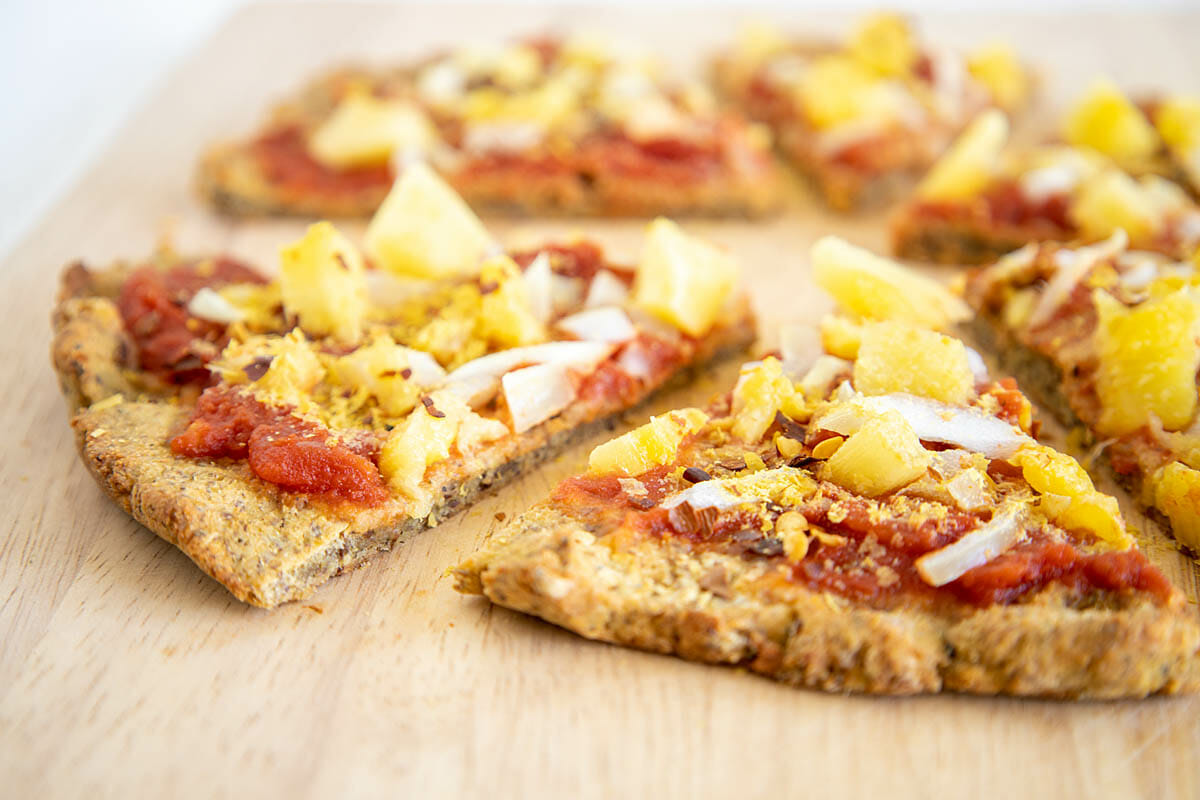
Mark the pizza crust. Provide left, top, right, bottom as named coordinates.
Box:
left=455, top=501, right=1200, bottom=697
left=51, top=266, right=756, bottom=607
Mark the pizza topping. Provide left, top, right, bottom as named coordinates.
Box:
left=520, top=253, right=554, bottom=324
left=583, top=269, right=630, bottom=308
left=364, top=162, right=497, bottom=278
left=1026, top=229, right=1128, bottom=328
left=914, top=504, right=1024, bottom=587
left=810, top=236, right=969, bottom=329
left=308, top=92, right=439, bottom=169
left=731, top=357, right=807, bottom=442
left=825, top=411, right=931, bottom=497
left=443, top=340, right=614, bottom=407
left=633, top=218, right=739, bottom=337
left=555, top=307, right=637, bottom=344
left=852, top=321, right=974, bottom=405
left=279, top=222, right=368, bottom=344
left=916, top=108, right=1008, bottom=202
left=186, top=287, right=245, bottom=325
left=1063, top=80, right=1159, bottom=169
left=587, top=408, right=709, bottom=476
left=476, top=255, right=548, bottom=348
left=502, top=362, right=576, bottom=433
left=965, top=43, right=1029, bottom=110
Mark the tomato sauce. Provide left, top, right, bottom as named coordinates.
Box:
left=252, top=125, right=393, bottom=197
left=172, top=387, right=388, bottom=506
left=551, top=466, right=1174, bottom=609
left=511, top=241, right=616, bottom=282
left=117, top=258, right=265, bottom=384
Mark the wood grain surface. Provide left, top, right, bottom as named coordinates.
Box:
left=2, top=4, right=1198, bottom=798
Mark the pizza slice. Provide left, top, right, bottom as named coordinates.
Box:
left=52, top=167, right=756, bottom=607
left=966, top=232, right=1200, bottom=556
left=455, top=236, right=1200, bottom=697
left=892, top=97, right=1200, bottom=266
left=198, top=35, right=780, bottom=219
left=714, top=13, right=1030, bottom=210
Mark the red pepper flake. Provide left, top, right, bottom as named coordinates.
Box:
left=479, top=280, right=500, bottom=295
left=494, top=512, right=507, bottom=522
left=243, top=355, right=274, bottom=382
left=421, top=395, right=446, bottom=418
left=334, top=253, right=351, bottom=271
left=682, top=466, right=712, bottom=483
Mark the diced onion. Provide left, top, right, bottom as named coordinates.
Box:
left=187, top=288, right=244, bottom=325
left=462, top=121, right=546, bottom=154
left=523, top=252, right=554, bottom=324
left=1019, top=163, right=1081, bottom=203
left=551, top=273, right=585, bottom=314
left=585, top=269, right=630, bottom=308
left=814, top=393, right=1033, bottom=458
left=798, top=355, right=851, bottom=397
left=779, top=322, right=820, bottom=379
left=964, top=346, right=989, bottom=382
left=915, top=506, right=1024, bottom=586
left=616, top=342, right=654, bottom=380
left=443, top=340, right=614, bottom=407
left=365, top=269, right=428, bottom=307
left=403, top=348, right=447, bottom=386
left=556, top=307, right=637, bottom=343
left=946, top=468, right=991, bottom=511
left=502, top=362, right=576, bottom=434
left=1028, top=230, right=1127, bottom=328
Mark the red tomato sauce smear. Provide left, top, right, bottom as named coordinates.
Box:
left=554, top=472, right=1173, bottom=609
left=172, top=387, right=388, bottom=506
left=252, top=125, right=394, bottom=197
left=117, top=258, right=265, bottom=384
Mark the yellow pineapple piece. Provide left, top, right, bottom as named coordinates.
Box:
left=1151, top=461, right=1200, bottom=551
left=825, top=411, right=931, bottom=497
left=848, top=12, right=917, bottom=77
left=633, top=218, right=739, bottom=337
left=1070, top=169, right=1161, bottom=242
left=255, top=331, right=325, bottom=408
left=1093, top=289, right=1200, bottom=435
left=309, top=93, right=438, bottom=168
left=731, top=357, right=806, bottom=443
left=1055, top=492, right=1129, bottom=548
left=1063, top=80, right=1159, bottom=167
left=279, top=221, right=368, bottom=344
left=587, top=408, right=709, bottom=476
left=810, top=236, right=969, bottom=329
left=1013, top=444, right=1094, bottom=497
left=364, top=162, right=495, bottom=278
left=734, top=20, right=789, bottom=65
left=967, top=43, right=1029, bottom=109
left=820, top=315, right=863, bottom=359
left=916, top=109, right=1009, bottom=202
left=492, top=44, right=542, bottom=90
left=852, top=321, right=974, bottom=405
left=475, top=255, right=546, bottom=348
left=795, top=54, right=879, bottom=130
left=330, top=334, right=423, bottom=417
left=1155, top=96, right=1200, bottom=155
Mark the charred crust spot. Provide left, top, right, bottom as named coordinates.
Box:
left=749, top=537, right=784, bottom=557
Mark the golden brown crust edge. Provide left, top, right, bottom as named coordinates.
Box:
left=455, top=503, right=1200, bottom=698
left=50, top=271, right=756, bottom=607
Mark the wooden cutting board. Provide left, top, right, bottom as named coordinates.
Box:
left=2, top=4, right=1198, bottom=797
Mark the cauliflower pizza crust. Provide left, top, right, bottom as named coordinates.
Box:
left=198, top=37, right=780, bottom=219
left=51, top=173, right=756, bottom=607
left=455, top=237, right=1200, bottom=698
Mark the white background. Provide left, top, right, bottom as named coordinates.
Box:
left=0, top=0, right=1192, bottom=260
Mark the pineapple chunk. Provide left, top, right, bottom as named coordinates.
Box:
left=731, top=357, right=805, bottom=443
left=279, top=221, right=367, bottom=344
left=379, top=390, right=506, bottom=499
left=309, top=94, right=438, bottom=169
left=1063, top=80, right=1158, bottom=167
left=795, top=55, right=880, bottom=130
left=1071, top=170, right=1161, bottom=242
left=819, top=315, right=863, bottom=360
left=255, top=331, right=325, bottom=408
left=825, top=411, right=931, bottom=497
left=852, top=321, right=974, bottom=405
left=967, top=43, right=1029, bottom=109
left=848, top=13, right=917, bottom=77
left=330, top=334, right=427, bottom=417
left=492, top=44, right=542, bottom=90
left=1093, top=289, right=1200, bottom=435
left=364, top=161, right=495, bottom=278
left=1155, top=96, right=1200, bottom=155
left=1013, top=444, right=1094, bottom=497
left=1151, top=461, right=1200, bottom=551
left=633, top=218, right=739, bottom=337
left=734, top=20, right=789, bottom=65
left=810, top=236, right=969, bottom=329
left=916, top=109, right=1009, bottom=202
left=587, top=408, right=709, bottom=476
left=475, top=255, right=546, bottom=348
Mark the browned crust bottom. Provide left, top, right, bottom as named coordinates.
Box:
left=454, top=503, right=1200, bottom=698
left=196, top=142, right=783, bottom=220
left=891, top=212, right=1034, bottom=266
left=51, top=265, right=755, bottom=608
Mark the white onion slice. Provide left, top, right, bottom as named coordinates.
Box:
left=402, top=348, right=447, bottom=386
left=556, top=306, right=637, bottom=343
left=443, top=341, right=614, bottom=407
left=187, top=288, right=244, bottom=325
left=946, top=468, right=991, bottom=512
left=1019, top=163, right=1080, bottom=203
left=616, top=342, right=654, bottom=380
left=584, top=269, right=630, bottom=308
left=523, top=252, right=554, bottom=324
left=779, top=322, right=820, bottom=379
left=915, top=506, right=1024, bottom=587
left=964, top=346, right=989, bottom=382
left=364, top=269, right=428, bottom=307
left=814, top=393, right=1033, bottom=458
left=502, top=362, right=575, bottom=434
left=462, top=121, right=545, bottom=154
left=799, top=355, right=851, bottom=397
left=1028, top=230, right=1127, bottom=328
left=550, top=273, right=585, bottom=314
